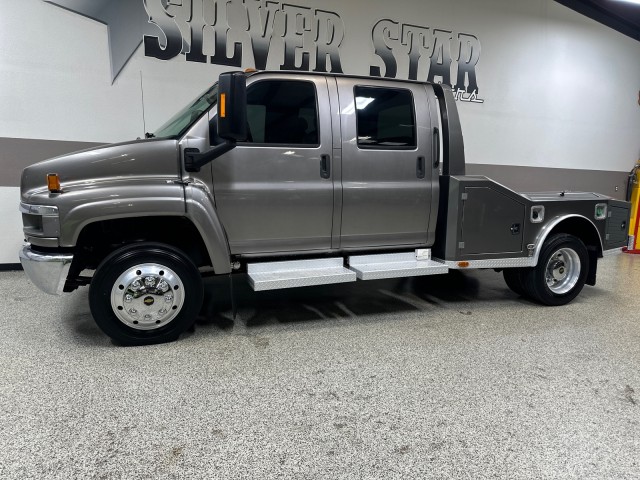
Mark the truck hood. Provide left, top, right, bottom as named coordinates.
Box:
left=21, top=138, right=180, bottom=202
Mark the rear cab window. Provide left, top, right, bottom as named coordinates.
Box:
left=354, top=86, right=416, bottom=150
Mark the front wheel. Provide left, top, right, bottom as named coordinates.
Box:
left=521, top=233, right=589, bottom=306
left=89, top=243, right=203, bottom=345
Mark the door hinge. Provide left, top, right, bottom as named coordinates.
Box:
left=173, top=179, right=193, bottom=186
left=461, top=193, right=468, bottom=201
left=458, top=242, right=465, bottom=249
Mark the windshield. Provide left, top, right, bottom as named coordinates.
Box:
left=153, top=84, right=218, bottom=139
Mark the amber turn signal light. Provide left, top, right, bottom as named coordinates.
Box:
left=47, top=173, right=61, bottom=193
left=457, top=261, right=470, bottom=268
left=220, top=93, right=226, bottom=118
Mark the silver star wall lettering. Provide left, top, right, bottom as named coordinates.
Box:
left=44, top=0, right=158, bottom=83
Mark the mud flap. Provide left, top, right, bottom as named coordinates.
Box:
left=586, top=247, right=598, bottom=286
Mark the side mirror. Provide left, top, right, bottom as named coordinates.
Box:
left=185, top=71, right=247, bottom=172
left=217, top=71, right=247, bottom=142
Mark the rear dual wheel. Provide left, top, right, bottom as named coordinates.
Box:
left=503, top=268, right=527, bottom=297
left=503, top=234, right=588, bottom=306
left=89, top=243, right=203, bottom=345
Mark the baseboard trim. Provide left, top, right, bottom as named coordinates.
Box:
left=0, top=263, right=22, bottom=271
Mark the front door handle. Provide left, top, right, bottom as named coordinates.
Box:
left=433, top=127, right=440, bottom=169
left=320, top=154, right=331, bottom=179
left=416, top=156, right=426, bottom=179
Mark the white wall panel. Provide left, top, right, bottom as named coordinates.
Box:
left=0, top=188, right=23, bottom=264
left=1, top=0, right=639, bottom=170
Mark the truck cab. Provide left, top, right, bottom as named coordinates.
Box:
left=18, top=70, right=631, bottom=345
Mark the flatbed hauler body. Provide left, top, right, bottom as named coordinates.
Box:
left=19, top=71, right=631, bottom=344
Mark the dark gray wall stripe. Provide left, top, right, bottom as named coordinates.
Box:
left=467, top=164, right=628, bottom=201
left=0, top=136, right=629, bottom=200
left=0, top=137, right=104, bottom=187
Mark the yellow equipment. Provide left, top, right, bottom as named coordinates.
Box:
left=626, top=160, right=640, bottom=254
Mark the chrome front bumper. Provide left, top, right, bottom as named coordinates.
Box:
left=19, top=243, right=73, bottom=295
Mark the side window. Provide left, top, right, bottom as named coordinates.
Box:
left=354, top=86, right=416, bottom=149
left=244, top=80, right=319, bottom=145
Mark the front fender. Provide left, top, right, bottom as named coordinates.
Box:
left=58, top=180, right=186, bottom=246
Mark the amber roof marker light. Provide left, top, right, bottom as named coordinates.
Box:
left=47, top=173, right=62, bottom=193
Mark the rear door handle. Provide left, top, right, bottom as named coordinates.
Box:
left=433, top=127, right=440, bottom=168
left=416, top=156, right=426, bottom=179
left=320, top=154, right=331, bottom=179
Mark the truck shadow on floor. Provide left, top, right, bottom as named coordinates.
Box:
left=197, top=270, right=487, bottom=332
left=62, top=270, right=486, bottom=345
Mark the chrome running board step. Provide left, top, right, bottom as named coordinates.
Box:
left=348, top=251, right=449, bottom=280
left=247, top=258, right=356, bottom=291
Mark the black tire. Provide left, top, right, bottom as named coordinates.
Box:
left=503, top=268, right=527, bottom=296
left=89, top=243, right=203, bottom=345
left=521, top=233, right=588, bottom=306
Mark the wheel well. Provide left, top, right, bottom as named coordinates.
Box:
left=74, top=216, right=212, bottom=270
left=546, top=217, right=602, bottom=255
left=544, top=216, right=602, bottom=286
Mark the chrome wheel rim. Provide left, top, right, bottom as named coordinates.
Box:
left=545, top=248, right=580, bottom=295
left=110, top=263, right=185, bottom=331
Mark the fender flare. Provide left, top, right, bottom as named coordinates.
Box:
left=532, top=214, right=603, bottom=265
left=184, top=184, right=232, bottom=274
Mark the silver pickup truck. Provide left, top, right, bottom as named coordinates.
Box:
left=19, top=70, right=630, bottom=345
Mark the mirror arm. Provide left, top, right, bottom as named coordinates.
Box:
left=184, top=141, right=237, bottom=173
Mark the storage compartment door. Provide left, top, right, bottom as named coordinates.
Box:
left=461, top=187, right=525, bottom=255
left=605, top=205, right=630, bottom=248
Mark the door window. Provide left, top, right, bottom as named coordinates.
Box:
left=354, top=86, right=416, bottom=149
left=244, top=80, right=319, bottom=146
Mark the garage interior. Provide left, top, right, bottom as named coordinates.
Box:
left=2, top=0, right=640, bottom=478
left=3, top=256, right=639, bottom=477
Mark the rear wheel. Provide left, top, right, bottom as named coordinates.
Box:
left=503, top=268, right=527, bottom=296
left=89, top=243, right=203, bottom=345
left=521, top=234, right=588, bottom=306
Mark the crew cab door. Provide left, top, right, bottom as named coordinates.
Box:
left=211, top=74, right=334, bottom=254
left=336, top=78, right=438, bottom=248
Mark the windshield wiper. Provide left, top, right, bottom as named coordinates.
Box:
left=145, top=132, right=155, bottom=138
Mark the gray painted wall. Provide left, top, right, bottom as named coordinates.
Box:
left=0, top=137, right=104, bottom=188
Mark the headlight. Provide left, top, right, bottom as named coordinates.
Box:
left=19, top=202, right=58, bottom=216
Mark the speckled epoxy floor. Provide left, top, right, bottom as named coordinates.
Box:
left=1, top=254, right=639, bottom=479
